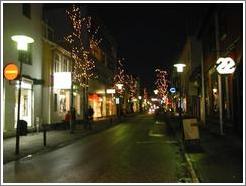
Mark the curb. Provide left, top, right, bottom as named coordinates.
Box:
left=184, top=153, right=200, bottom=183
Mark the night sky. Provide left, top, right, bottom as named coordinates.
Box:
left=44, top=3, right=209, bottom=91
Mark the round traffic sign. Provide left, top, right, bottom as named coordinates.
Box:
left=4, top=63, right=19, bottom=80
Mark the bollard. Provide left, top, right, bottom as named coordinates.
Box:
left=110, top=118, right=113, bottom=125
left=43, top=124, right=46, bottom=146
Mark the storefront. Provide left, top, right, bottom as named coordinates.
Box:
left=88, top=93, right=103, bottom=118
left=88, top=93, right=117, bottom=118
left=14, top=78, right=33, bottom=128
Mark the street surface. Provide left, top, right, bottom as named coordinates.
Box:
left=3, top=114, right=187, bottom=183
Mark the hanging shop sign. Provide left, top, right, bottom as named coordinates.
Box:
left=216, top=57, right=236, bottom=74
left=53, top=72, right=71, bottom=89
left=106, top=89, right=116, bottom=94
left=115, top=97, right=120, bottom=104
left=4, top=63, right=19, bottom=80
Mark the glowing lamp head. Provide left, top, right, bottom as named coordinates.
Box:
left=11, top=35, right=34, bottom=51
left=174, top=63, right=186, bottom=73
left=138, top=96, right=142, bottom=100
left=154, top=89, right=159, bottom=95
left=116, top=83, right=123, bottom=90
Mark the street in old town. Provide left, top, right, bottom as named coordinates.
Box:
left=3, top=114, right=188, bottom=183
left=2, top=1, right=244, bottom=184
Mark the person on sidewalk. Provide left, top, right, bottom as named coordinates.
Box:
left=85, top=106, right=94, bottom=130
left=70, top=107, right=76, bottom=132
left=64, top=111, right=71, bottom=130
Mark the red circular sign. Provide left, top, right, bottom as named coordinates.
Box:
left=4, top=63, right=19, bottom=80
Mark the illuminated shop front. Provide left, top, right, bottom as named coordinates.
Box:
left=14, top=78, right=33, bottom=128
left=88, top=93, right=116, bottom=118
left=53, top=71, right=81, bottom=121
left=88, top=93, right=103, bottom=118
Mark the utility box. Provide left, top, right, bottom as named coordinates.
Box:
left=19, top=120, right=28, bottom=136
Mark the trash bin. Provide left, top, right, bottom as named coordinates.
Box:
left=18, top=120, right=28, bottom=136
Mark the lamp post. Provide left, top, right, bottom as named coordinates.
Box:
left=174, top=63, right=186, bottom=141
left=11, top=35, right=34, bottom=155
left=154, top=89, right=159, bottom=95
left=116, top=83, right=123, bottom=118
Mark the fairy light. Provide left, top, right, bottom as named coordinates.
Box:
left=113, top=59, right=126, bottom=94
left=125, top=74, right=137, bottom=100
left=155, top=69, right=169, bottom=104
left=65, top=4, right=102, bottom=88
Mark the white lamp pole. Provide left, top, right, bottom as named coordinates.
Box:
left=116, top=83, right=123, bottom=118
left=174, top=63, right=186, bottom=141
left=11, top=35, right=34, bottom=155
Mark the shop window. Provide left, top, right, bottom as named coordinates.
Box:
left=22, top=4, right=31, bottom=19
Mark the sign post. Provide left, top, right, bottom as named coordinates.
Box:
left=216, top=57, right=236, bottom=135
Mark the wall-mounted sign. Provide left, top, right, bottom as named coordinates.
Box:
left=106, top=89, right=116, bottom=94
left=53, top=72, right=71, bottom=89
left=216, top=57, right=236, bottom=74
left=4, top=63, right=19, bottom=80
left=169, top=87, right=176, bottom=93
left=115, top=97, right=120, bottom=104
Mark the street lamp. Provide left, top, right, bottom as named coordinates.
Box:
left=154, top=89, right=159, bottom=95
left=116, top=83, right=123, bottom=90
left=11, top=35, right=34, bottom=155
left=115, top=83, right=124, bottom=119
left=174, top=63, right=186, bottom=142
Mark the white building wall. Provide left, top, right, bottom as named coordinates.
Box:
left=3, top=3, right=43, bottom=134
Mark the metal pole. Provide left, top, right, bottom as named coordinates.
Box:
left=15, top=51, right=23, bottom=155
left=179, top=73, right=183, bottom=141
left=215, top=11, right=224, bottom=135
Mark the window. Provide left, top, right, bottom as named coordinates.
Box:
left=19, top=44, right=32, bottom=65
left=22, top=4, right=31, bottom=19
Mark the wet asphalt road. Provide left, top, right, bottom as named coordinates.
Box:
left=3, top=114, right=185, bottom=183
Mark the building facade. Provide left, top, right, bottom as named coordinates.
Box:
left=3, top=3, right=43, bottom=136
left=197, top=4, right=243, bottom=134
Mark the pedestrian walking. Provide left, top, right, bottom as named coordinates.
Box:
left=85, top=106, right=94, bottom=130
left=64, top=111, right=71, bottom=130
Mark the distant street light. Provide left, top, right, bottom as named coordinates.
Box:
left=115, top=83, right=124, bottom=119
left=174, top=63, right=186, bottom=142
left=116, top=83, right=123, bottom=90
left=154, top=89, right=159, bottom=95
left=174, top=63, right=186, bottom=73
left=11, top=35, right=34, bottom=155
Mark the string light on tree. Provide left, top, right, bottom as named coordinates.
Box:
left=65, top=4, right=102, bottom=88
left=155, top=69, right=169, bottom=105
left=113, top=59, right=126, bottom=94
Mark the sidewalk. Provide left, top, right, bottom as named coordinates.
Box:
left=186, top=126, right=243, bottom=183
left=3, top=117, right=119, bottom=164
left=157, top=114, right=243, bottom=183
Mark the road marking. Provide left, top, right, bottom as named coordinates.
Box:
left=148, top=130, right=164, bottom=137
left=155, top=121, right=165, bottom=125
left=136, top=141, right=157, bottom=144
left=165, top=140, right=178, bottom=144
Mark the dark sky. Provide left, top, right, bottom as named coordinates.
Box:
left=44, top=3, right=208, bottom=91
